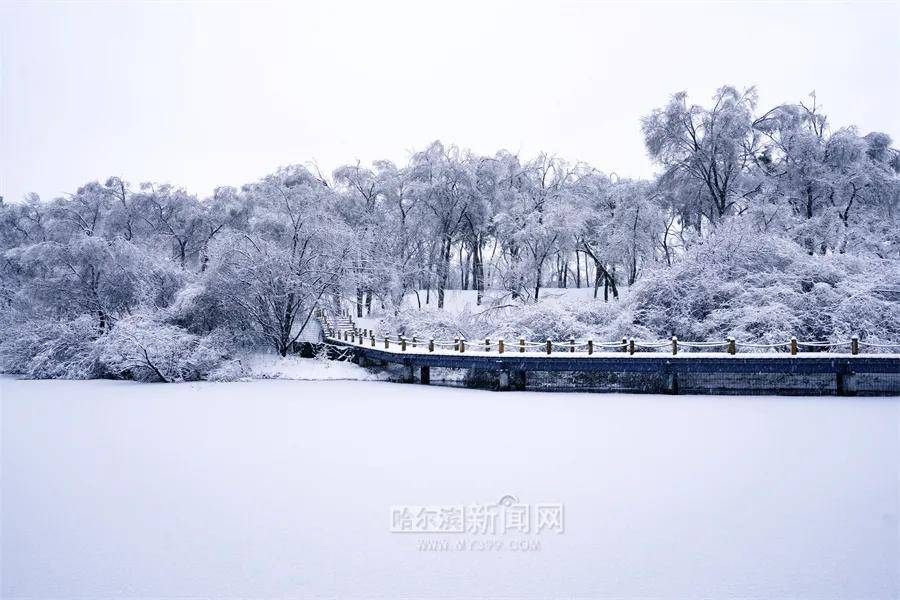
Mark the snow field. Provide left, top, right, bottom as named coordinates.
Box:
left=2, top=378, right=897, bottom=599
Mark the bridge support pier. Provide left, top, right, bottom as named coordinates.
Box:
left=667, top=372, right=679, bottom=395
left=498, top=370, right=510, bottom=391
left=513, top=370, right=526, bottom=391
left=837, top=368, right=856, bottom=396
left=420, top=366, right=430, bottom=385
left=844, top=372, right=857, bottom=396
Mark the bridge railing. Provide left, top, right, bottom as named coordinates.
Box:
left=313, top=308, right=900, bottom=356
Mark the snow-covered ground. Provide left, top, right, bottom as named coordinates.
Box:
left=344, top=287, right=627, bottom=337
left=2, top=378, right=898, bottom=599
left=392, top=288, right=606, bottom=312
left=240, top=353, right=386, bottom=381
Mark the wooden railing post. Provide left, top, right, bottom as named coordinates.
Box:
left=851, top=336, right=859, bottom=355
left=454, top=337, right=459, bottom=352
left=727, top=337, right=736, bottom=355
left=629, top=338, right=635, bottom=355
left=621, top=337, right=628, bottom=352
left=485, top=338, right=490, bottom=352
left=790, top=337, right=798, bottom=355
left=370, top=335, right=375, bottom=348
left=412, top=336, right=417, bottom=349
left=519, top=338, right=525, bottom=353
left=498, top=339, right=505, bottom=354
left=401, top=337, right=407, bottom=352
left=587, top=340, right=593, bottom=355
left=460, top=338, right=466, bottom=353
left=671, top=336, right=678, bottom=355
left=384, top=337, right=390, bottom=349
left=546, top=339, right=552, bottom=354
left=429, top=338, right=435, bottom=352
left=569, top=338, right=575, bottom=353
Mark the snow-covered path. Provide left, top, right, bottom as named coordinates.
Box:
left=2, top=378, right=898, bottom=599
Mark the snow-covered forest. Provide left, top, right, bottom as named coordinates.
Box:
left=2, top=86, right=899, bottom=381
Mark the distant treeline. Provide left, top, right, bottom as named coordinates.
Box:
left=1, top=86, right=898, bottom=380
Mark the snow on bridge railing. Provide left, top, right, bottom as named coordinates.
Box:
left=321, top=332, right=900, bottom=357
left=314, top=308, right=900, bottom=356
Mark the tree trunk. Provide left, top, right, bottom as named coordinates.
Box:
left=805, top=186, right=816, bottom=255
left=199, top=242, right=210, bottom=273
left=463, top=248, right=470, bottom=290
left=459, top=245, right=466, bottom=290
left=586, top=258, right=592, bottom=290
left=628, top=254, right=637, bottom=286
left=437, top=235, right=451, bottom=309
left=472, top=238, right=484, bottom=306
left=575, top=251, right=581, bottom=288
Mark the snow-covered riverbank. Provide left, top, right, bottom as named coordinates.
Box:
left=239, top=353, right=386, bottom=381
left=2, top=378, right=898, bottom=599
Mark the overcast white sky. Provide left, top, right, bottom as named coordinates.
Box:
left=1, top=1, right=898, bottom=202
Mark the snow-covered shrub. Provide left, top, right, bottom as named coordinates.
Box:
left=385, top=307, right=482, bottom=341
left=164, top=281, right=263, bottom=348
left=205, top=358, right=249, bottom=382
left=489, top=301, right=585, bottom=341
left=383, top=296, right=632, bottom=342
left=0, top=315, right=102, bottom=378
left=706, top=301, right=804, bottom=347
left=620, top=220, right=900, bottom=346
left=829, top=286, right=900, bottom=347
left=98, top=317, right=229, bottom=382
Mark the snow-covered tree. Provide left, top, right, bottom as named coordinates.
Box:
left=643, top=86, right=760, bottom=228
left=202, top=167, right=352, bottom=355
left=1, top=85, right=898, bottom=380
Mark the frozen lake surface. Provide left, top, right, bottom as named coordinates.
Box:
left=2, top=378, right=898, bottom=599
